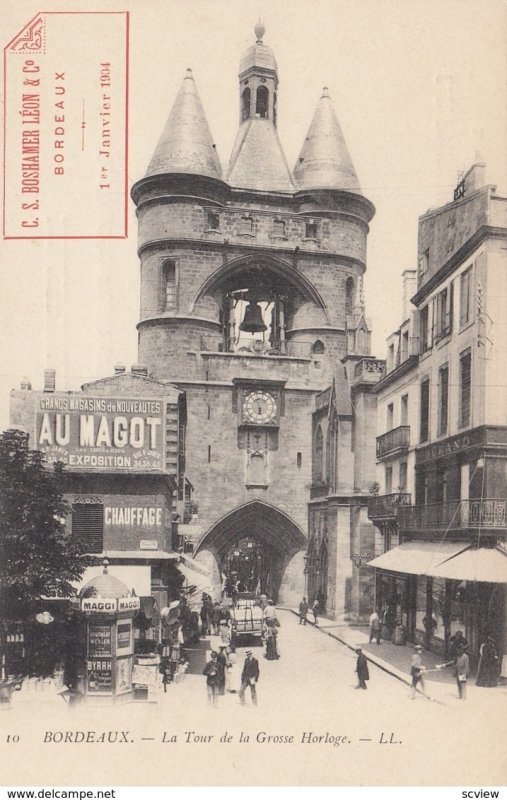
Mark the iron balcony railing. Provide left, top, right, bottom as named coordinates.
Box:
left=398, top=499, right=507, bottom=532
left=376, top=425, right=410, bottom=459
left=200, top=336, right=313, bottom=358
left=367, top=493, right=411, bottom=521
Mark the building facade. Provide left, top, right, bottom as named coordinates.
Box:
left=10, top=365, right=187, bottom=613
left=130, top=24, right=380, bottom=615
left=368, top=163, right=507, bottom=662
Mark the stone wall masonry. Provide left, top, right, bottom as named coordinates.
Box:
left=182, top=384, right=313, bottom=536
left=137, top=200, right=368, bottom=262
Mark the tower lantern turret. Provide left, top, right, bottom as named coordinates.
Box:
left=238, top=22, right=279, bottom=127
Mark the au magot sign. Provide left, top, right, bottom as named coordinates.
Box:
left=81, top=596, right=140, bottom=613
left=34, top=394, right=166, bottom=472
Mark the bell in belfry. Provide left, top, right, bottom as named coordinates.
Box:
left=239, top=300, right=267, bottom=333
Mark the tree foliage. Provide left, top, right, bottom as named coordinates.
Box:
left=0, top=428, right=94, bottom=621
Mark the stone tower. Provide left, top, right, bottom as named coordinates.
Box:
left=131, top=25, right=376, bottom=607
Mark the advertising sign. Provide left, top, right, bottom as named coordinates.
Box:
left=117, top=622, right=132, bottom=650
left=34, top=394, right=166, bottom=472
left=115, top=656, right=133, bottom=695
left=87, top=658, right=112, bottom=693
left=88, top=623, right=112, bottom=656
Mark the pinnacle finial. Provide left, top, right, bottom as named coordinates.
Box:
left=185, top=68, right=193, bottom=79
left=321, top=86, right=330, bottom=98
left=254, top=20, right=265, bottom=43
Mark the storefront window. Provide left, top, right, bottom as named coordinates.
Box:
left=449, top=581, right=467, bottom=637
left=432, top=577, right=446, bottom=641
left=416, top=576, right=427, bottom=633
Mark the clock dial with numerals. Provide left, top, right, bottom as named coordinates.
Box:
left=243, top=390, right=277, bottom=425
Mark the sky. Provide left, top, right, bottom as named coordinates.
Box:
left=1, top=0, right=506, bottom=430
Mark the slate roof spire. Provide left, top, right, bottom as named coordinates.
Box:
left=293, top=87, right=361, bottom=193
left=144, top=69, right=222, bottom=180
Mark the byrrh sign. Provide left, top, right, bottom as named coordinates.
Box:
left=34, top=394, right=166, bottom=472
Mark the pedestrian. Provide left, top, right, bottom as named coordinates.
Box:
left=410, top=644, right=427, bottom=699
left=355, top=647, right=369, bottom=689
left=162, top=663, right=171, bottom=693
left=448, top=630, right=468, bottom=663
left=202, top=650, right=222, bottom=707
left=369, top=609, right=381, bottom=644
left=239, top=649, right=260, bottom=705
left=200, top=598, right=208, bottom=637
left=265, top=623, right=279, bottom=660
left=217, top=645, right=230, bottom=695
left=312, top=598, right=319, bottom=626
left=476, top=636, right=500, bottom=687
left=212, top=602, right=222, bottom=636
left=263, top=600, right=279, bottom=626
left=455, top=645, right=470, bottom=700
left=299, top=597, right=308, bottom=625
left=219, top=617, right=232, bottom=650
left=383, top=606, right=396, bottom=641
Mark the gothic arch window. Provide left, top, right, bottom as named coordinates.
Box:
left=345, top=277, right=354, bottom=315
left=314, top=425, right=324, bottom=483
left=312, top=340, right=325, bottom=355
left=326, top=419, right=337, bottom=491
left=256, top=85, right=269, bottom=119
left=162, top=260, right=176, bottom=312
left=241, top=87, right=251, bottom=122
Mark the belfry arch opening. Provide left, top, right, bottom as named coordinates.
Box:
left=194, top=254, right=329, bottom=357
left=195, top=501, right=307, bottom=603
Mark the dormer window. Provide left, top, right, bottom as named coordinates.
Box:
left=239, top=216, right=254, bottom=235
left=272, top=219, right=286, bottom=238
left=305, top=222, right=318, bottom=240
left=207, top=211, right=220, bottom=231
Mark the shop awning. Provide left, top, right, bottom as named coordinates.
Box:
left=73, top=565, right=151, bottom=596
left=179, top=554, right=210, bottom=577
left=97, top=550, right=179, bottom=561
left=176, top=562, right=212, bottom=588
left=367, top=541, right=470, bottom=576
left=426, top=547, right=507, bottom=583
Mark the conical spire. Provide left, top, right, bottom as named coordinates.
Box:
left=227, top=120, right=295, bottom=192
left=145, top=69, right=222, bottom=180
left=293, top=87, right=360, bottom=193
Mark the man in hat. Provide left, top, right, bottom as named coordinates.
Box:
left=355, top=647, right=369, bottom=689
left=239, top=649, right=260, bottom=706
left=202, top=650, right=223, bottom=707
left=410, top=644, right=427, bottom=699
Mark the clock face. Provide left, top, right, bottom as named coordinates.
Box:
left=243, top=391, right=277, bottom=425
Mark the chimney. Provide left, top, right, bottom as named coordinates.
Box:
left=43, top=368, right=56, bottom=393
left=401, top=270, right=417, bottom=321
left=20, top=377, right=32, bottom=390
left=131, top=364, right=148, bottom=377
left=463, top=161, right=486, bottom=195
left=114, top=362, right=126, bottom=375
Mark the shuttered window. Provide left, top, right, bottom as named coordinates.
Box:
left=72, top=503, right=103, bottom=553
left=420, top=378, right=430, bottom=443
left=459, top=350, right=472, bottom=428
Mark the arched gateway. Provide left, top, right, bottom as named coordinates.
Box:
left=194, top=501, right=307, bottom=605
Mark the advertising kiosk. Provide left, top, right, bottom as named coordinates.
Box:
left=79, top=563, right=140, bottom=705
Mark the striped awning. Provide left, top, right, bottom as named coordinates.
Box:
left=366, top=541, right=470, bottom=576
left=426, top=547, right=507, bottom=583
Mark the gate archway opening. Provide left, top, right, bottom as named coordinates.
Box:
left=195, top=501, right=307, bottom=604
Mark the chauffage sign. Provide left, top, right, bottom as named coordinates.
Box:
left=34, top=394, right=166, bottom=471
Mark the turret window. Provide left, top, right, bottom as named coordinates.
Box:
left=345, top=277, right=354, bottom=315
left=162, top=260, right=176, bottom=313
left=241, top=87, right=251, bottom=122
left=256, top=86, right=269, bottom=119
